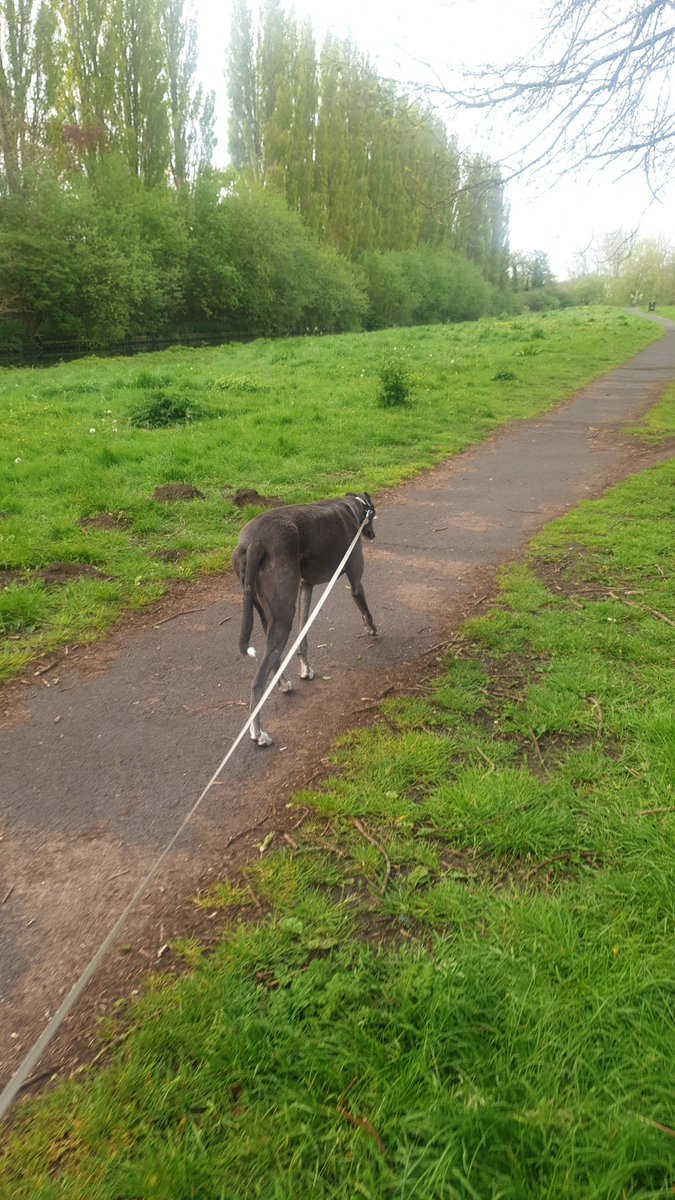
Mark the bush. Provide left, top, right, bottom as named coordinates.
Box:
left=377, top=360, right=411, bottom=407
left=360, top=244, right=492, bottom=329
left=129, top=391, right=204, bottom=429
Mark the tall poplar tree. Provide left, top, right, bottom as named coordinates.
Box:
left=0, top=0, right=59, bottom=191
left=160, top=0, right=215, bottom=187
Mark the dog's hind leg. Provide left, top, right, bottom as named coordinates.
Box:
left=249, top=623, right=293, bottom=745
left=249, top=573, right=296, bottom=746
left=253, top=596, right=293, bottom=693
left=296, top=582, right=315, bottom=680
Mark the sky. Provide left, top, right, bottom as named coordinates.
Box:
left=194, top=0, right=675, bottom=280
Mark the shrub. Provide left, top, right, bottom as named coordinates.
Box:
left=129, top=390, right=204, bottom=429
left=377, top=360, right=411, bottom=407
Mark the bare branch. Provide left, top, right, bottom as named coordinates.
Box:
left=418, top=0, right=675, bottom=186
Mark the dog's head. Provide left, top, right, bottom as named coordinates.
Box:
left=348, top=492, right=376, bottom=540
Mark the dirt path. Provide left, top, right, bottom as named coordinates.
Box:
left=2, top=313, right=674, bottom=1095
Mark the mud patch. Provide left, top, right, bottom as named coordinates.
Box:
left=1, top=563, right=115, bottom=588
left=231, top=488, right=283, bottom=509
left=79, top=513, right=131, bottom=532
left=153, top=483, right=206, bottom=503
left=38, top=562, right=116, bottom=586
left=151, top=548, right=191, bottom=562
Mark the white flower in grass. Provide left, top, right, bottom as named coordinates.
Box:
left=14, top=456, right=22, bottom=463
left=89, top=428, right=96, bottom=434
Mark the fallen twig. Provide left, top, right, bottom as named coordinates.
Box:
left=152, top=606, right=207, bottom=628
left=2, top=885, right=15, bottom=904
left=18, top=1064, right=62, bottom=1092
left=525, top=850, right=597, bottom=879
left=336, top=1077, right=388, bottom=1157
left=223, top=812, right=273, bottom=852
left=632, top=1113, right=675, bottom=1139
left=353, top=818, right=391, bottom=893
left=639, top=806, right=675, bottom=816
left=475, top=745, right=496, bottom=771
left=528, top=727, right=545, bottom=769
left=34, top=660, right=59, bottom=677
left=353, top=684, right=395, bottom=713
left=88, top=1029, right=133, bottom=1068
left=588, top=696, right=603, bottom=737
left=608, top=590, right=675, bottom=629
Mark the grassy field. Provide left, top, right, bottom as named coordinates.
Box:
left=1, top=387, right=673, bottom=1196
left=0, top=307, right=660, bottom=682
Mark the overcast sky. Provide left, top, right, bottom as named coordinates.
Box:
left=195, top=0, right=675, bottom=279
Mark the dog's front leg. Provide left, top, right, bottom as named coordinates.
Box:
left=297, top=582, right=315, bottom=680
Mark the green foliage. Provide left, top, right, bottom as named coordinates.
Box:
left=0, top=582, right=53, bottom=632
left=227, top=2, right=509, bottom=281
left=376, top=359, right=411, bottom=407
left=128, top=390, right=203, bottom=429
left=360, top=245, right=493, bottom=329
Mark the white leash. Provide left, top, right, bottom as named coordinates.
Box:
left=0, top=512, right=370, bottom=1121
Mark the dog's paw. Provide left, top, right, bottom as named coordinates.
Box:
left=255, top=730, right=274, bottom=747
left=278, top=677, right=294, bottom=693
left=300, top=665, right=315, bottom=681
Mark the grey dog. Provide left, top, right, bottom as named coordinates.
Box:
left=232, top=493, right=377, bottom=746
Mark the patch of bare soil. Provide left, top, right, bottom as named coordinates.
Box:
left=79, top=512, right=131, bottom=531
left=150, top=548, right=191, bottom=562
left=1, top=562, right=116, bottom=589
left=231, top=488, right=283, bottom=509
left=39, top=562, right=116, bottom=585
left=153, top=483, right=206, bottom=502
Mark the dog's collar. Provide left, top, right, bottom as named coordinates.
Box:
left=354, top=495, right=375, bottom=521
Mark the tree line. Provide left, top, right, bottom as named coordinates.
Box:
left=0, top=0, right=514, bottom=357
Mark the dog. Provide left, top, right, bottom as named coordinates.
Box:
left=232, top=492, right=377, bottom=746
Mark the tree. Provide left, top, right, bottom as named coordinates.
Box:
left=0, top=0, right=59, bottom=192
left=434, top=0, right=675, bottom=186
left=160, top=0, right=215, bottom=187
left=227, top=0, right=261, bottom=174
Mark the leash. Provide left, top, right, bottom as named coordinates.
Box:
left=0, top=506, right=371, bottom=1122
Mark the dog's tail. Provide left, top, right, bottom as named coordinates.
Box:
left=239, top=541, right=265, bottom=658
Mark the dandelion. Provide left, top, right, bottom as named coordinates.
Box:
left=89, top=428, right=96, bottom=434
left=14, top=456, right=22, bottom=463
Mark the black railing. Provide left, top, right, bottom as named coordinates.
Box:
left=0, top=328, right=275, bottom=367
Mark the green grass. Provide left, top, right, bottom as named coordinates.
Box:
left=1, top=403, right=674, bottom=1197
left=0, top=307, right=660, bottom=681
left=642, top=305, right=675, bottom=321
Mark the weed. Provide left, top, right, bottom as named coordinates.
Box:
left=0, top=581, right=52, bottom=632
left=377, top=359, right=411, bottom=407
left=128, top=390, right=204, bottom=429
